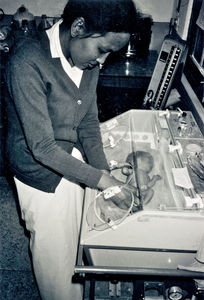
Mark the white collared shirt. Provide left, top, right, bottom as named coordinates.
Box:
left=46, top=20, right=83, bottom=88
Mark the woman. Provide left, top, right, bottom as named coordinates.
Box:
left=5, top=0, right=139, bottom=299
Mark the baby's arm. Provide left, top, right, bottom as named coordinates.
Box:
left=147, top=174, right=162, bottom=188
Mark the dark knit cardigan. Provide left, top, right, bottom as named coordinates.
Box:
left=5, top=32, right=109, bottom=192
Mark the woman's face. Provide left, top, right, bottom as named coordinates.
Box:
left=69, top=32, right=130, bottom=70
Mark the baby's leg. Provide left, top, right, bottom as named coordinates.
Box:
left=142, top=188, right=154, bottom=205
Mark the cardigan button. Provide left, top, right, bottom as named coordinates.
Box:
left=77, top=99, right=82, bottom=105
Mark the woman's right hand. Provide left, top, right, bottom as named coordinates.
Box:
left=96, top=171, right=124, bottom=191
left=97, top=171, right=138, bottom=209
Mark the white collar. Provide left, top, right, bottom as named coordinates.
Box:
left=46, top=19, right=83, bottom=88
left=46, top=19, right=64, bottom=59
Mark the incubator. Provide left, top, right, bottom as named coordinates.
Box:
left=76, top=110, right=204, bottom=277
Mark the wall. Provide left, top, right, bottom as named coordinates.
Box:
left=0, top=0, right=67, bottom=18
left=0, top=0, right=175, bottom=21
left=135, top=0, right=175, bottom=22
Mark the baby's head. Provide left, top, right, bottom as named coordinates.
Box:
left=126, top=151, right=154, bottom=173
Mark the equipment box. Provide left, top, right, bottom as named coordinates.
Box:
left=75, top=110, right=204, bottom=278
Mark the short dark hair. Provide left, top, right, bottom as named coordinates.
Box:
left=62, top=0, right=140, bottom=34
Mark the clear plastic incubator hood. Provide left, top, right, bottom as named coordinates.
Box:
left=75, top=110, right=204, bottom=278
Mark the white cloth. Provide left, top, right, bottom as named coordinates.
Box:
left=14, top=175, right=84, bottom=300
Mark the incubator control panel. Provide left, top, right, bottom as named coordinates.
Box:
left=168, top=110, right=203, bottom=139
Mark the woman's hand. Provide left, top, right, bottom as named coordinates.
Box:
left=96, top=171, right=124, bottom=191
left=97, top=171, right=138, bottom=210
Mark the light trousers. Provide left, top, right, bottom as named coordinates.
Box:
left=14, top=175, right=84, bottom=300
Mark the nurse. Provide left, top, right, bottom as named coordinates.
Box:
left=5, top=0, right=139, bottom=299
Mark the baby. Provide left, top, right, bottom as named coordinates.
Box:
left=125, top=151, right=161, bottom=205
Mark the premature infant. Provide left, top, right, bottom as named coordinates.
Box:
left=97, top=151, right=162, bottom=225
left=125, top=151, right=161, bottom=205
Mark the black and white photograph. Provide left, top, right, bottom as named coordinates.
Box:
left=0, top=0, right=204, bottom=299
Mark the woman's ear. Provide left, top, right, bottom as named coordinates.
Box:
left=71, top=17, right=86, bottom=37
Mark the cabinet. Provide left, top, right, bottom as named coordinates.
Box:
left=97, top=51, right=158, bottom=122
